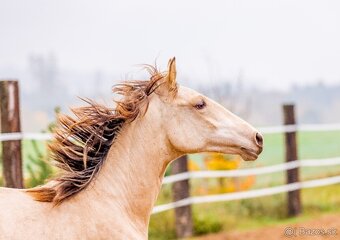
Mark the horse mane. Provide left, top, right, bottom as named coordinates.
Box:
left=26, top=65, right=170, bottom=205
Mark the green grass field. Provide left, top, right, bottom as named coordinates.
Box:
left=249, top=130, right=340, bottom=187
left=260, top=130, right=340, bottom=164
left=149, top=130, right=340, bottom=239
left=149, top=184, right=340, bottom=239
left=187, top=130, right=340, bottom=188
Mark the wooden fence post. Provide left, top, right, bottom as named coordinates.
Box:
left=171, top=155, right=193, bottom=238
left=0, top=80, right=24, bottom=188
left=283, top=104, right=301, bottom=216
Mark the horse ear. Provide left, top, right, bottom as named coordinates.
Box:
left=164, top=57, right=177, bottom=95
left=166, top=57, right=176, bottom=85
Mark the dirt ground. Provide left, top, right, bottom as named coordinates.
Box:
left=195, top=213, right=340, bottom=240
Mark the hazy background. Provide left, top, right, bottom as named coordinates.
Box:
left=1, top=0, right=340, bottom=131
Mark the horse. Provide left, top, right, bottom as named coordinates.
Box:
left=0, top=58, right=263, bottom=239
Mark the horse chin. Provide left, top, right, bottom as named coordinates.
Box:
left=241, top=154, right=258, bottom=161
left=239, top=149, right=259, bottom=161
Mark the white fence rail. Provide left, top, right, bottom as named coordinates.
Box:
left=259, top=123, right=340, bottom=134
left=151, top=157, right=340, bottom=213
left=162, top=157, right=340, bottom=184
left=0, top=132, right=52, bottom=141
left=1, top=123, right=340, bottom=142
left=153, top=175, right=340, bottom=214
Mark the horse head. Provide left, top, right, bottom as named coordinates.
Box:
left=149, top=57, right=263, bottom=161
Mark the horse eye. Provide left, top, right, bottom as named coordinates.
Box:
left=194, top=100, right=206, bottom=110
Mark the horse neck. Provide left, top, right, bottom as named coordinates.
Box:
left=77, top=108, right=181, bottom=233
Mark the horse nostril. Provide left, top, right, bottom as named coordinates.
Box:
left=255, top=132, right=263, bottom=147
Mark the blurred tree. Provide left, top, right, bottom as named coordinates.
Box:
left=29, top=53, right=59, bottom=93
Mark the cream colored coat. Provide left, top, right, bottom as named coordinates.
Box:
left=0, top=58, right=263, bottom=239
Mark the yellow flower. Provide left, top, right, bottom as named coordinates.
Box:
left=188, top=159, right=200, bottom=171
left=205, top=153, right=240, bottom=170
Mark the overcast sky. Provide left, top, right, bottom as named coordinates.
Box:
left=1, top=0, right=340, bottom=90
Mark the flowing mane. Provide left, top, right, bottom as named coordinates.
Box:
left=26, top=65, right=168, bottom=205
left=1, top=57, right=263, bottom=239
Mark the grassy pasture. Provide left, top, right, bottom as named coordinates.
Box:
left=149, top=184, right=340, bottom=239
left=187, top=130, right=340, bottom=188
left=149, top=130, right=340, bottom=239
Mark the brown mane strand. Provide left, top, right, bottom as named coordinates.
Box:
left=26, top=65, right=170, bottom=205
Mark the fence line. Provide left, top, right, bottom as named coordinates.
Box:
left=162, top=157, right=340, bottom=184
left=152, top=175, right=340, bottom=214
left=1, top=123, right=340, bottom=142
left=0, top=132, right=53, bottom=141
left=258, top=123, right=340, bottom=134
